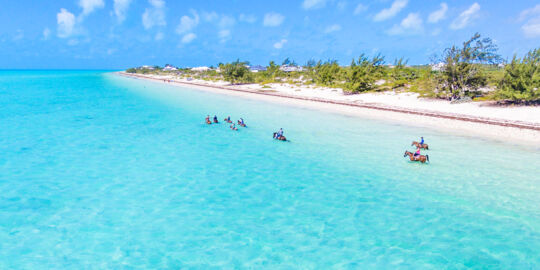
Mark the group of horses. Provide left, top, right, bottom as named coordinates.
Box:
left=404, top=141, right=430, bottom=163
left=205, top=116, right=287, bottom=141
left=205, top=116, right=246, bottom=130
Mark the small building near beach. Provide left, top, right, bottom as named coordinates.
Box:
left=430, top=62, right=445, bottom=71
left=191, top=66, right=210, bottom=72
left=250, top=65, right=267, bottom=72
left=163, top=65, right=178, bottom=71
left=280, top=65, right=304, bottom=72
left=139, top=65, right=155, bottom=70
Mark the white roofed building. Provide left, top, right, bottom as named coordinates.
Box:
left=430, top=62, right=445, bottom=71
left=191, top=66, right=210, bottom=72
left=163, top=65, right=178, bottom=71
left=280, top=65, right=304, bottom=72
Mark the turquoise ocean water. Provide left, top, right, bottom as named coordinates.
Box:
left=0, top=71, right=539, bottom=269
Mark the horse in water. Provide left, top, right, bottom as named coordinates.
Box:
left=273, top=132, right=287, bottom=141
left=411, top=141, right=429, bottom=150
left=404, top=151, right=429, bottom=163
left=237, top=120, right=246, bottom=127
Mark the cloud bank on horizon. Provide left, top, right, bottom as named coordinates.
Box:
left=0, top=0, right=539, bottom=69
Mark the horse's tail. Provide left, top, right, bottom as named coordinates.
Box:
left=426, top=155, right=429, bottom=162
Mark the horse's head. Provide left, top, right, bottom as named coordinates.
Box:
left=403, top=150, right=411, bottom=157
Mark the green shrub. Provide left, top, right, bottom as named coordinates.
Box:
left=496, top=48, right=540, bottom=103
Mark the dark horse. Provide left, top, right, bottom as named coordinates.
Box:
left=237, top=120, right=246, bottom=127
left=411, top=141, right=429, bottom=150
left=273, top=132, right=287, bottom=141
left=404, top=150, right=429, bottom=163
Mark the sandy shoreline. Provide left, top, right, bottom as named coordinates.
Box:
left=116, top=72, right=540, bottom=146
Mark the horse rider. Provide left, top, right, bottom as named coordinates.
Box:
left=276, top=128, right=284, bottom=138
left=413, top=146, right=421, bottom=159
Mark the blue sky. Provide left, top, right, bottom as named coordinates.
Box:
left=1, top=0, right=539, bottom=69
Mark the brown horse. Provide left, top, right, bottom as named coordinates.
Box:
left=411, top=141, right=429, bottom=150
left=237, top=120, right=246, bottom=127
left=273, top=132, right=287, bottom=141
left=404, top=151, right=429, bottom=163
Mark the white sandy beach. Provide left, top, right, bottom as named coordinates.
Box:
left=118, top=72, right=540, bottom=146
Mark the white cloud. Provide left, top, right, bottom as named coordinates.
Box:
left=181, top=33, right=196, bottom=43
left=219, top=29, right=230, bottom=38
left=519, top=4, right=540, bottom=21
left=263, top=13, right=285, bottom=27
left=354, top=4, right=367, bottom=15
left=450, top=2, right=480, bottom=30
left=273, top=39, right=287, bottom=49
left=142, top=0, right=166, bottom=29
left=519, top=5, right=540, bottom=38
left=113, top=0, right=132, bottom=23
left=57, top=8, right=76, bottom=38
left=218, top=15, right=235, bottom=28
left=68, top=39, right=79, bottom=46
left=218, top=29, right=231, bottom=42
left=155, top=32, right=164, bottom=40
left=302, top=0, right=326, bottom=10
left=388, top=12, right=423, bottom=35
left=522, top=22, right=540, bottom=37
left=79, top=0, right=104, bottom=16
left=239, top=13, right=256, bottom=23
left=216, top=16, right=235, bottom=42
left=324, top=24, right=341, bottom=33
left=43, top=28, right=51, bottom=40
left=428, top=3, right=447, bottom=23
left=374, top=0, right=408, bottom=22
left=202, top=11, right=218, bottom=22
left=176, top=10, right=199, bottom=34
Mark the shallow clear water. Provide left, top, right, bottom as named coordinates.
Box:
left=0, top=71, right=539, bottom=269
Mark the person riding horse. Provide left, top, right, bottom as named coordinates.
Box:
left=414, top=146, right=421, bottom=158
left=273, top=128, right=286, bottom=141
left=404, top=149, right=429, bottom=163
left=412, top=136, right=429, bottom=150
left=213, top=115, right=219, bottom=123
left=237, top=118, right=246, bottom=127
left=205, top=115, right=211, bottom=124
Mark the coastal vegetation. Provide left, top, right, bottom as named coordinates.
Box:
left=126, top=33, right=539, bottom=104
left=496, top=48, right=540, bottom=103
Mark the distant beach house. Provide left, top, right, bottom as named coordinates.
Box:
left=139, top=65, right=155, bottom=70
left=430, top=62, right=445, bottom=71
left=280, top=65, right=304, bottom=72
left=250, top=65, right=267, bottom=72
left=191, top=66, right=210, bottom=72
left=163, top=65, right=178, bottom=71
